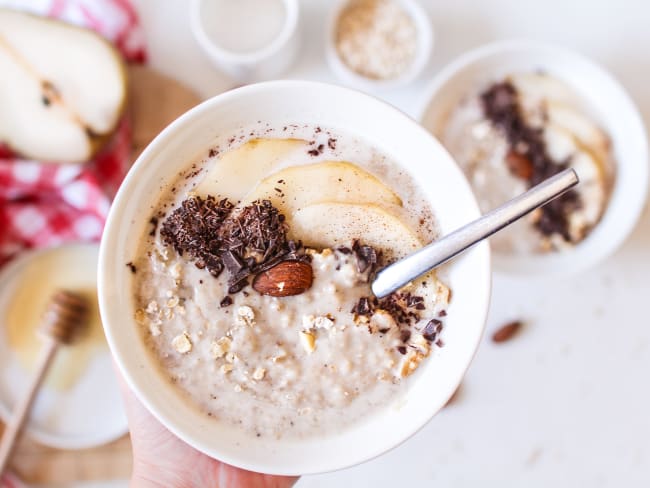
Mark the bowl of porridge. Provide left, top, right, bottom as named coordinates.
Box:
left=420, top=40, right=648, bottom=276
left=98, top=81, right=490, bottom=474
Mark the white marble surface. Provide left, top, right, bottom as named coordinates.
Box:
left=132, top=1, right=650, bottom=486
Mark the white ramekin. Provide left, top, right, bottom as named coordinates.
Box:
left=190, top=0, right=300, bottom=82
left=326, top=0, right=434, bottom=91
left=419, top=40, right=649, bottom=277
left=98, top=80, right=490, bottom=475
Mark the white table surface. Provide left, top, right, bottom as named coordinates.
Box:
left=132, top=1, right=650, bottom=486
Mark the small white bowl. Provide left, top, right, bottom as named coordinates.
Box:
left=326, top=0, right=433, bottom=91
left=99, top=81, right=490, bottom=475
left=420, top=40, right=649, bottom=276
left=190, top=0, right=300, bottom=82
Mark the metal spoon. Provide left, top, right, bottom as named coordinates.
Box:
left=371, top=168, right=579, bottom=298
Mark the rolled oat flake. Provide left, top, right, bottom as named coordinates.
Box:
left=335, top=0, right=418, bottom=80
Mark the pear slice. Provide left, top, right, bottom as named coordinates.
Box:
left=508, top=72, right=576, bottom=106
left=193, top=138, right=308, bottom=202
left=543, top=124, right=607, bottom=238
left=544, top=124, right=605, bottom=184
left=242, top=161, right=402, bottom=215
left=0, top=9, right=127, bottom=163
left=545, top=102, right=610, bottom=163
left=291, top=202, right=421, bottom=261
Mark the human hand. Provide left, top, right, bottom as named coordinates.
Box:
left=120, top=380, right=299, bottom=488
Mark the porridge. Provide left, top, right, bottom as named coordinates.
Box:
left=131, top=125, right=450, bottom=439
left=441, top=72, right=614, bottom=254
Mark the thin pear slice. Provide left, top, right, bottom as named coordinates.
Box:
left=193, top=138, right=308, bottom=201
left=242, top=161, right=402, bottom=215
left=543, top=124, right=607, bottom=238
left=508, top=72, right=576, bottom=106
left=0, top=9, right=127, bottom=162
left=544, top=124, right=605, bottom=184
left=545, top=102, right=610, bottom=162
left=291, top=202, right=421, bottom=261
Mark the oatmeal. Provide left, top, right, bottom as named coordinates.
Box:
left=132, top=125, right=450, bottom=439
left=441, top=72, right=614, bottom=254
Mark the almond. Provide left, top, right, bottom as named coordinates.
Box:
left=252, top=260, right=313, bottom=297
left=491, top=320, right=523, bottom=343
left=505, top=151, right=534, bottom=180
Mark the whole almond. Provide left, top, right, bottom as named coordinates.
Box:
left=252, top=260, right=313, bottom=297
left=491, top=320, right=523, bottom=343
left=505, top=151, right=534, bottom=180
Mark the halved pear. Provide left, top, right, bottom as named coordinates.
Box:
left=241, top=161, right=402, bottom=215
left=290, top=202, right=421, bottom=260
left=193, top=138, right=308, bottom=201
left=0, top=9, right=127, bottom=163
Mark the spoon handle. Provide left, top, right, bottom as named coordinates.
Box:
left=371, top=168, right=579, bottom=298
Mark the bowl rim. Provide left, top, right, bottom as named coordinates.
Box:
left=98, top=80, right=492, bottom=475
left=418, top=39, right=649, bottom=276
left=325, top=0, right=434, bottom=90
left=190, top=0, right=299, bottom=65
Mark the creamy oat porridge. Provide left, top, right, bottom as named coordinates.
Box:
left=441, top=72, right=615, bottom=254
left=131, top=125, right=450, bottom=439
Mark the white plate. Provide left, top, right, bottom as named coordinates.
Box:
left=0, top=244, right=127, bottom=450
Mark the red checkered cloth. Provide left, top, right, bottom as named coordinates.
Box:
left=0, top=0, right=146, bottom=268
left=1, top=1, right=144, bottom=482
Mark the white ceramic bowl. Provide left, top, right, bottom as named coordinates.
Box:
left=190, top=0, right=300, bottom=82
left=326, top=0, right=433, bottom=91
left=420, top=40, right=649, bottom=276
left=98, top=81, right=490, bottom=475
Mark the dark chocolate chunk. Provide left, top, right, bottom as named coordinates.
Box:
left=220, top=296, right=233, bottom=307
left=352, top=239, right=380, bottom=274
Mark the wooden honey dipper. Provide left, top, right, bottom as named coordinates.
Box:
left=0, top=290, right=89, bottom=475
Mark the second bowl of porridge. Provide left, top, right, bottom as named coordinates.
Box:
left=99, top=81, right=490, bottom=474
left=420, top=40, right=648, bottom=276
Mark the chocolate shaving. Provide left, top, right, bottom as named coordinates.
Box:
left=220, top=296, right=233, bottom=307
left=400, top=329, right=411, bottom=343
left=352, top=297, right=372, bottom=315
left=481, top=81, right=580, bottom=241
left=148, top=216, right=159, bottom=237
left=160, top=196, right=234, bottom=277
left=352, top=291, right=425, bottom=328
left=126, top=262, right=137, bottom=274
left=161, top=197, right=310, bottom=295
